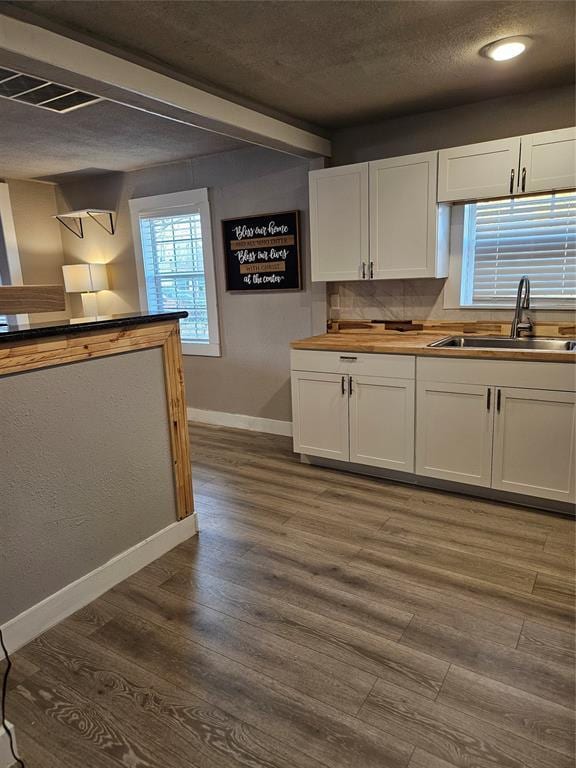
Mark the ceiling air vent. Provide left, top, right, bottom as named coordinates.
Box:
left=0, top=68, right=101, bottom=113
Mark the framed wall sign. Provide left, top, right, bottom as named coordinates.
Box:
left=222, top=210, right=301, bottom=291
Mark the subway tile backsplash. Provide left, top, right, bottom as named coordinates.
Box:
left=328, top=279, right=576, bottom=324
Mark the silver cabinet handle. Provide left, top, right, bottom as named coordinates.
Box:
left=361, top=261, right=366, bottom=279
left=496, top=388, right=502, bottom=413
left=370, top=261, right=374, bottom=279
left=341, top=375, right=346, bottom=395
left=521, top=167, right=526, bottom=192
left=348, top=376, right=353, bottom=397
left=486, top=388, right=491, bottom=411
left=339, top=355, right=357, bottom=361
left=509, top=168, right=515, bottom=194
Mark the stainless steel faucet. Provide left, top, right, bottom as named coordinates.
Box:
left=510, top=276, right=533, bottom=338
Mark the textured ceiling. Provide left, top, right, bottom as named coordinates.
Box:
left=0, top=97, right=245, bottom=179
left=2, top=0, right=575, bottom=127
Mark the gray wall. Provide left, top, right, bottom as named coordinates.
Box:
left=332, top=84, right=575, bottom=164
left=329, top=85, right=576, bottom=325
left=0, top=348, right=178, bottom=624
left=57, top=147, right=319, bottom=422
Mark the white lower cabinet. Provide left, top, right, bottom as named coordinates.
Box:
left=492, top=387, right=576, bottom=503
left=291, top=351, right=415, bottom=471
left=291, top=371, right=349, bottom=461
left=291, top=351, right=575, bottom=507
left=349, top=375, right=415, bottom=471
left=415, top=382, right=494, bottom=487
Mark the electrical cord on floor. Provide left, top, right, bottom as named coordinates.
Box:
left=0, top=627, right=25, bottom=767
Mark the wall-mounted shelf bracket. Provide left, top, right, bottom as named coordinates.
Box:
left=87, top=210, right=115, bottom=235
left=53, top=209, right=116, bottom=239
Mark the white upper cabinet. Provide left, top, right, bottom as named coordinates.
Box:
left=437, top=137, right=521, bottom=202
left=309, top=163, right=369, bottom=282
left=370, top=152, right=448, bottom=279
left=520, top=127, right=576, bottom=194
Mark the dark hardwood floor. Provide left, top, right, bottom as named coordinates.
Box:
left=7, top=423, right=576, bottom=767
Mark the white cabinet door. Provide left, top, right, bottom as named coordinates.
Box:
left=438, top=137, right=521, bottom=202
left=291, top=371, right=349, bottom=461
left=492, top=387, right=576, bottom=503
left=309, top=163, right=369, bottom=282
left=416, top=381, right=494, bottom=487
left=349, top=375, right=415, bottom=472
left=369, top=152, right=448, bottom=279
left=520, top=128, right=576, bottom=194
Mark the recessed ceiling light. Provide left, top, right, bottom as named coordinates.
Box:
left=483, top=36, right=532, bottom=61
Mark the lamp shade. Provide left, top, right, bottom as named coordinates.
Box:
left=62, top=263, right=108, bottom=293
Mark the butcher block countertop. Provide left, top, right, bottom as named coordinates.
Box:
left=291, top=321, right=576, bottom=364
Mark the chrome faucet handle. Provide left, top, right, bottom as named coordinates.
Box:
left=516, top=316, right=534, bottom=336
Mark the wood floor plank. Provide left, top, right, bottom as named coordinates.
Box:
left=438, top=665, right=575, bottom=757
left=349, top=553, right=574, bottom=633
left=234, top=540, right=524, bottom=647
left=359, top=679, right=572, bottom=768
left=379, top=522, right=574, bottom=580
left=532, top=572, right=576, bottom=606
left=201, top=508, right=363, bottom=559
left=517, top=619, right=576, bottom=667
left=162, top=552, right=413, bottom=642
left=7, top=422, right=574, bottom=765
left=400, top=486, right=565, bottom=533
left=160, top=569, right=448, bottom=700
left=91, top=610, right=414, bottom=768
left=383, top=507, right=552, bottom=550
left=408, top=749, right=460, bottom=768
left=6, top=727, right=80, bottom=768
left=400, top=616, right=575, bottom=709
left=197, top=482, right=406, bottom=532
left=99, top=580, right=377, bottom=716
left=19, top=624, right=325, bottom=768
left=14, top=669, right=192, bottom=767
left=351, top=537, right=538, bottom=593
left=544, top=530, right=576, bottom=556
left=382, top=506, right=552, bottom=564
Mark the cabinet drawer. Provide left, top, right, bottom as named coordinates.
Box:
left=291, top=349, right=415, bottom=378
left=417, top=357, right=576, bottom=392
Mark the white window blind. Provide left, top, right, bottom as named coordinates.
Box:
left=462, top=191, right=576, bottom=305
left=139, top=211, right=209, bottom=343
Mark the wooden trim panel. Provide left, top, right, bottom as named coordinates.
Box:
left=0, top=284, right=65, bottom=314
left=163, top=324, right=194, bottom=520
left=0, top=319, right=193, bottom=520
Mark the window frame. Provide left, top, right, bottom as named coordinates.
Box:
left=444, top=198, right=576, bottom=311
left=0, top=182, right=28, bottom=325
left=129, top=188, right=221, bottom=357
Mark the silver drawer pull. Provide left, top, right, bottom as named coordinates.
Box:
left=339, top=355, right=357, bottom=361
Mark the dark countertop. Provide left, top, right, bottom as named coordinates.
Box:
left=0, top=311, right=188, bottom=344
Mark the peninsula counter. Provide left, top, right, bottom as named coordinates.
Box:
left=0, top=311, right=195, bottom=647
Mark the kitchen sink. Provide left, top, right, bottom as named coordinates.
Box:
left=428, top=336, right=576, bottom=351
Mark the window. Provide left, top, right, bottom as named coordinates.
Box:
left=130, top=189, right=220, bottom=356
left=448, top=191, right=575, bottom=309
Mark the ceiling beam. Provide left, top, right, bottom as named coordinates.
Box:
left=0, top=14, right=331, bottom=158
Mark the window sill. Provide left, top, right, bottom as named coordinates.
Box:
left=181, top=341, right=221, bottom=357
left=455, top=304, right=576, bottom=311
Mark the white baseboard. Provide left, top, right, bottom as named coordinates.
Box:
left=187, top=407, right=292, bottom=437
left=0, top=723, right=18, bottom=768
left=1, top=514, right=197, bottom=655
